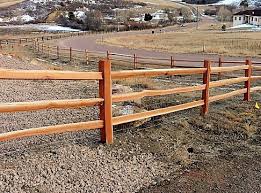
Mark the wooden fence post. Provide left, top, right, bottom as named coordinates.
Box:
left=107, top=50, right=110, bottom=60
left=37, top=42, right=40, bottom=52
left=99, top=60, right=113, bottom=144
left=134, top=54, right=137, bottom=69
left=171, top=56, right=175, bottom=68
left=244, top=59, right=252, bottom=101
left=70, top=47, right=72, bottom=62
left=85, top=49, right=89, bottom=65
left=47, top=45, right=50, bottom=58
left=33, top=41, right=35, bottom=52
left=201, top=60, right=211, bottom=116
left=57, top=46, right=60, bottom=59
left=218, top=56, right=223, bottom=80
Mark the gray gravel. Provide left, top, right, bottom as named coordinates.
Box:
left=0, top=55, right=169, bottom=193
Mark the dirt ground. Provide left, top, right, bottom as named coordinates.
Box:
left=0, top=53, right=260, bottom=193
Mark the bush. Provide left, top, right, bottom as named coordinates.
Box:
left=222, top=24, right=226, bottom=31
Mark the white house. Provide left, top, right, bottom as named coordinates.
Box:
left=233, top=9, right=261, bottom=27
left=151, top=10, right=169, bottom=23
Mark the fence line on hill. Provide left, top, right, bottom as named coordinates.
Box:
left=0, top=30, right=115, bottom=46
left=0, top=59, right=260, bottom=144
left=1, top=31, right=261, bottom=76
left=28, top=41, right=261, bottom=79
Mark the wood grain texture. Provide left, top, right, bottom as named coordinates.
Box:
left=209, top=88, right=247, bottom=103
left=211, top=65, right=248, bottom=73
left=201, top=60, right=211, bottom=115
left=0, top=98, right=103, bottom=113
left=99, top=60, right=113, bottom=144
left=251, top=76, right=261, bottom=81
left=210, top=77, right=248, bottom=88
left=111, top=68, right=206, bottom=79
left=112, top=85, right=206, bottom=103
left=113, top=100, right=204, bottom=126
left=0, top=69, right=103, bottom=80
left=0, top=120, right=103, bottom=142
left=251, top=86, right=261, bottom=92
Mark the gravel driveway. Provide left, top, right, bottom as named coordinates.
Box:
left=0, top=55, right=168, bottom=193
left=0, top=54, right=260, bottom=193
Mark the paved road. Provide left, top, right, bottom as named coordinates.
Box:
left=56, top=18, right=261, bottom=67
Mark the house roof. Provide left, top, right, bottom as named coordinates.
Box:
left=234, top=9, right=261, bottom=16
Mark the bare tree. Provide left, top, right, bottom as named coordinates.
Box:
left=217, top=6, right=232, bottom=22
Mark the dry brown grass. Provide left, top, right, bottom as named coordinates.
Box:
left=0, top=0, right=24, bottom=8
left=101, top=31, right=261, bottom=57
left=130, top=0, right=185, bottom=8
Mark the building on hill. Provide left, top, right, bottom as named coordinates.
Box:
left=233, top=9, right=261, bottom=27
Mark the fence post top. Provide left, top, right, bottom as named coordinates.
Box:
left=246, top=58, right=252, bottom=63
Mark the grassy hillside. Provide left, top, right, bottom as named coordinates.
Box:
left=130, top=0, right=186, bottom=8
left=0, top=0, right=24, bottom=8
left=101, top=30, right=261, bottom=57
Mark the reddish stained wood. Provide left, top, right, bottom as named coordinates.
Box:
left=113, top=100, right=204, bottom=126
left=244, top=59, right=252, bottom=101
left=99, top=60, right=113, bottom=144
left=201, top=60, right=211, bottom=116
left=210, top=77, right=248, bottom=88
left=211, top=65, right=248, bottom=73
left=0, top=69, right=103, bottom=80
left=0, top=120, right=103, bottom=142
left=0, top=98, right=103, bottom=113
left=209, top=88, right=247, bottom=103
left=111, top=68, right=206, bottom=79
left=112, top=85, right=206, bottom=103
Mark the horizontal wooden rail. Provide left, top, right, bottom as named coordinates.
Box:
left=210, top=77, right=248, bottom=88
left=221, top=61, right=245, bottom=64
left=0, top=69, right=103, bottom=80
left=253, top=66, right=261, bottom=71
left=251, top=86, right=261, bottom=92
left=0, top=98, right=103, bottom=113
left=137, top=56, right=170, bottom=61
left=251, top=76, right=261, bottom=81
left=253, top=62, right=261, bottom=65
left=171, top=59, right=203, bottom=63
left=113, top=100, right=204, bottom=125
left=111, top=68, right=206, bottom=79
left=209, top=88, right=247, bottom=103
left=110, top=53, right=133, bottom=58
left=112, top=85, right=206, bottom=103
left=211, top=65, right=249, bottom=73
left=0, top=120, right=103, bottom=142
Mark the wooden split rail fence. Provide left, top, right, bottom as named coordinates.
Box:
left=0, top=30, right=113, bottom=47
left=0, top=59, right=260, bottom=144
left=32, top=42, right=261, bottom=79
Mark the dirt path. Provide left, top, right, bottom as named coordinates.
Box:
left=56, top=17, right=261, bottom=67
